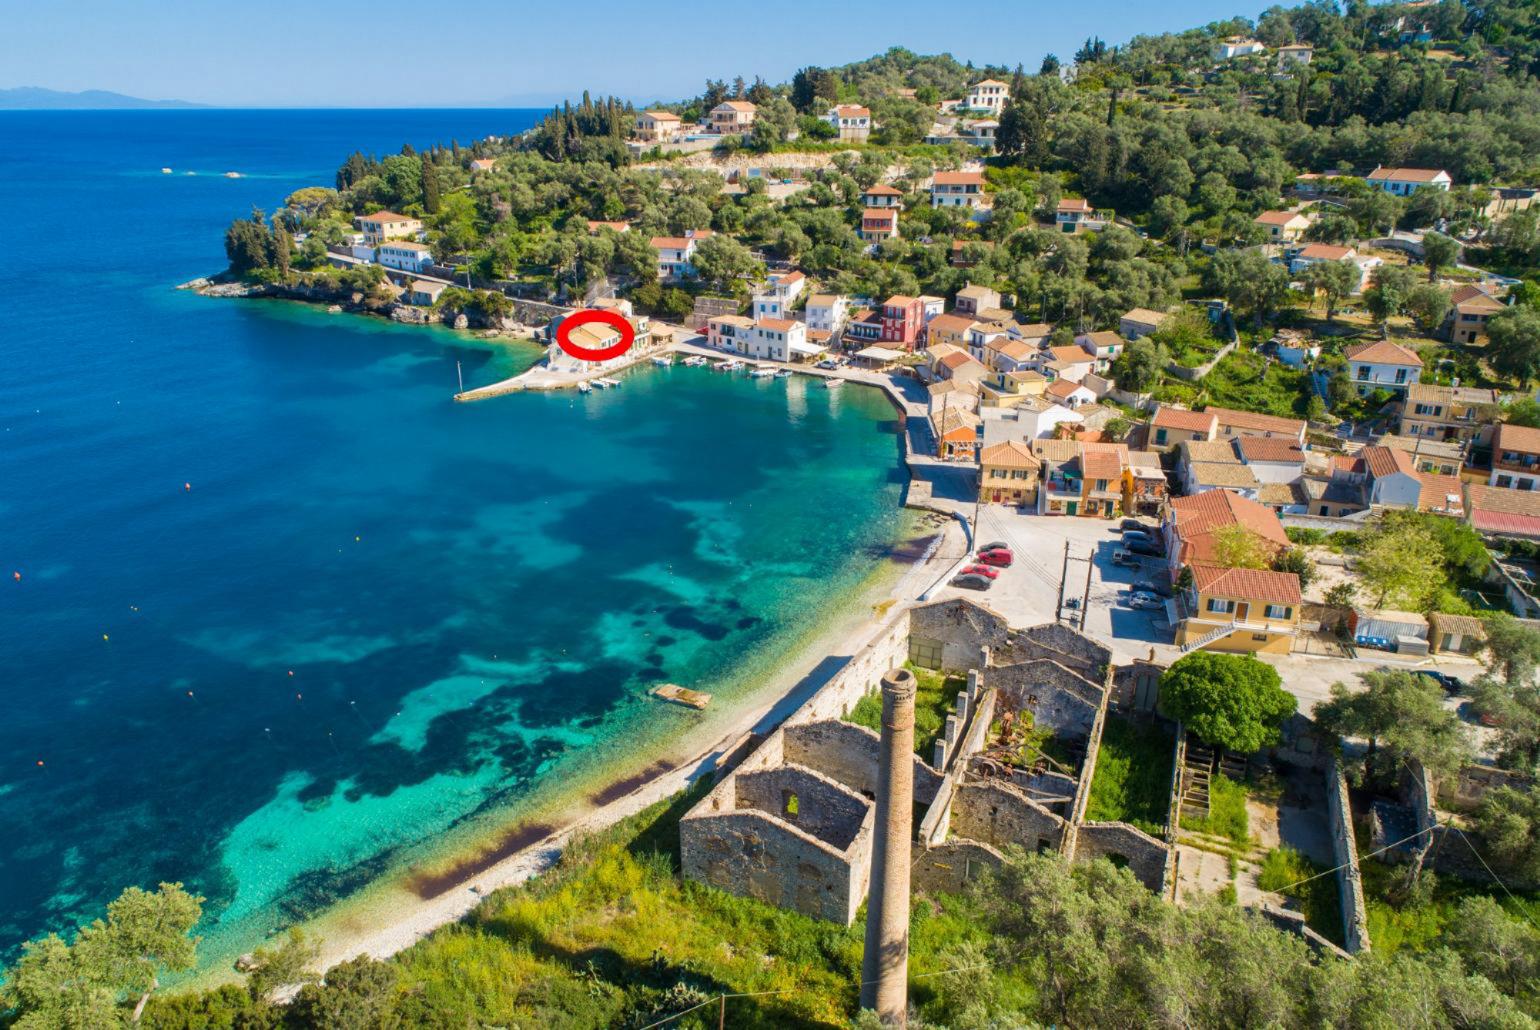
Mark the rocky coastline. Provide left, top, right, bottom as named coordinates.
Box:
left=178, top=275, right=549, bottom=335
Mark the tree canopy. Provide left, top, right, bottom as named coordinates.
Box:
left=1159, top=651, right=1297, bottom=753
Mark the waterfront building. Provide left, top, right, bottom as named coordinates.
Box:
left=879, top=295, right=924, bottom=347
left=805, top=294, right=850, bottom=335
left=356, top=210, right=423, bottom=245
left=376, top=241, right=434, bottom=273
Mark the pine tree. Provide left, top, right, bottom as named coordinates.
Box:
left=421, top=156, right=440, bottom=214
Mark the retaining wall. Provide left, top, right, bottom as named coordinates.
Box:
left=1326, top=759, right=1372, bottom=954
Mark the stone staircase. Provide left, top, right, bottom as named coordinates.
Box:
left=1182, top=742, right=1215, bottom=820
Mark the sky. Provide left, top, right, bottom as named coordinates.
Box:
left=0, top=0, right=1262, bottom=107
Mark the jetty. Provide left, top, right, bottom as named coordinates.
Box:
left=651, top=683, right=712, bottom=710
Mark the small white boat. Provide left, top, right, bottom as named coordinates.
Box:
left=682, top=355, right=707, bottom=367
left=595, top=376, right=622, bottom=388
left=224, top=171, right=242, bottom=179
left=160, top=167, right=173, bottom=174
left=577, top=381, right=592, bottom=394
left=824, top=377, right=844, bottom=389
left=775, top=369, right=794, bottom=379
left=650, top=355, right=673, bottom=367
left=749, top=366, right=777, bottom=378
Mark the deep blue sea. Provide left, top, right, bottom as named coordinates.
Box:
left=0, top=110, right=908, bottom=972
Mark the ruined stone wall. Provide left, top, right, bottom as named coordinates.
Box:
left=679, top=807, right=870, bottom=924
left=1073, top=822, right=1172, bottom=891
left=1015, top=767, right=1078, bottom=807
left=735, top=765, right=870, bottom=852
left=987, top=660, right=1102, bottom=741
left=1265, top=713, right=1333, bottom=771
left=784, top=720, right=944, bottom=806
left=908, top=597, right=1010, bottom=672
left=910, top=838, right=1007, bottom=895
left=1326, top=760, right=1372, bottom=954
left=1111, top=660, right=1163, bottom=713
left=790, top=608, right=913, bottom=726
left=1003, top=623, right=1112, bottom=681
left=952, top=777, right=1068, bottom=854
left=1442, top=764, right=1532, bottom=813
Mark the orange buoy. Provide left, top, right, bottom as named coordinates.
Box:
left=36, top=760, right=44, bottom=767
left=11, top=571, right=19, bottom=582
left=287, top=670, right=295, bottom=677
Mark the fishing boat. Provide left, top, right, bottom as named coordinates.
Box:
left=824, top=377, right=844, bottom=389
left=160, top=167, right=173, bottom=174
left=749, top=366, right=777, bottom=378
left=775, top=369, right=794, bottom=379
left=682, top=355, right=707, bottom=367
left=577, top=381, right=592, bottom=394
left=595, top=376, right=622, bottom=388
left=650, top=355, right=673, bottom=367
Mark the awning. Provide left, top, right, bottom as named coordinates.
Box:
left=854, top=346, right=904, bottom=362
left=789, top=341, right=827, bottom=356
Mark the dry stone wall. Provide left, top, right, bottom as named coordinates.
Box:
left=1074, top=822, right=1171, bottom=891
left=952, top=778, right=1068, bottom=854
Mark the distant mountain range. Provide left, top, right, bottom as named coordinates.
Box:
left=0, top=87, right=203, bottom=110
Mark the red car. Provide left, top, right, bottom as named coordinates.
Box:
left=976, top=548, right=1014, bottom=567
left=959, top=564, right=1000, bottom=579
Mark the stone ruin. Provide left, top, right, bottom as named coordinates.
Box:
left=679, top=597, right=1177, bottom=924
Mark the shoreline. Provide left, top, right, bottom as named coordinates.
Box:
left=275, top=509, right=962, bottom=981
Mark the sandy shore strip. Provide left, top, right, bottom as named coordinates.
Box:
left=295, top=513, right=963, bottom=976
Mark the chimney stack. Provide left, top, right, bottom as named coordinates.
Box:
left=860, top=667, right=917, bottom=1026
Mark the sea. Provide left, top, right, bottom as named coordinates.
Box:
left=0, top=110, right=910, bottom=973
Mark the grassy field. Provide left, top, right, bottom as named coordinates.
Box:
left=387, top=786, right=1030, bottom=1029
left=1257, top=846, right=1344, bottom=946
left=1152, top=348, right=1312, bottom=419
left=846, top=662, right=966, bottom=759
left=1085, top=715, right=1175, bottom=836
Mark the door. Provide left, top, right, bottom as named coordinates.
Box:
left=992, top=490, right=1001, bottom=502
left=1236, top=602, right=1250, bottom=622
left=1067, top=501, right=1078, bottom=516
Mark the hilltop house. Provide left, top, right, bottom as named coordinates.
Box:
left=1447, top=284, right=1506, bottom=344
left=356, top=210, right=423, bottom=245
left=1344, top=339, right=1423, bottom=396
left=634, top=110, right=683, bottom=143
left=1076, top=330, right=1124, bottom=370
left=1366, top=167, right=1452, bottom=196
left=649, top=229, right=712, bottom=279
left=708, top=101, right=756, bottom=134
left=954, top=284, right=1001, bottom=318
left=861, top=184, right=903, bottom=209
left=965, top=79, right=1010, bottom=113
left=931, top=171, right=986, bottom=209
left=1118, top=308, right=1168, bottom=341
left=1214, top=37, right=1266, bottom=59
left=859, top=207, right=900, bottom=244
left=1254, top=210, right=1312, bottom=242
left=978, top=440, right=1040, bottom=506
left=376, top=241, right=434, bottom=273
left=1056, top=198, right=1105, bottom=234
left=468, top=158, right=496, bottom=173
left=1277, top=43, right=1313, bottom=66
left=825, top=104, right=872, bottom=141
left=1490, top=423, right=1540, bottom=491
left=1399, top=383, right=1498, bottom=444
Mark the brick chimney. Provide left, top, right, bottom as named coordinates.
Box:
left=860, top=667, right=916, bottom=1025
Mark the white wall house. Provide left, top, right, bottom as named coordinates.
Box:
left=376, top=241, right=434, bottom=272
left=931, top=171, right=986, bottom=209
left=1366, top=167, right=1452, bottom=196
left=745, top=318, right=808, bottom=362
left=649, top=230, right=712, bottom=280
left=356, top=210, right=423, bottom=245
left=1344, top=339, right=1423, bottom=396
left=1055, top=198, right=1105, bottom=234
left=804, top=294, right=849, bottom=334
left=1214, top=37, right=1265, bottom=59
left=706, top=314, right=755, bottom=353
left=750, top=271, right=807, bottom=319
left=825, top=104, right=872, bottom=141
left=965, top=79, right=1010, bottom=113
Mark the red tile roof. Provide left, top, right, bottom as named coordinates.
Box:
left=1191, top=565, right=1302, bottom=606
left=934, top=171, right=985, bottom=186
left=1298, top=243, right=1354, bottom=261
left=980, top=440, right=1039, bottom=469
left=1152, top=406, right=1218, bottom=434
left=1206, top=406, right=1306, bottom=438
left=1345, top=339, right=1424, bottom=366
left=1368, top=166, right=1448, bottom=183
left=1049, top=345, right=1091, bottom=364
left=1255, top=210, right=1307, bottom=225
left=864, top=184, right=903, bottom=196
left=1236, top=436, right=1306, bottom=464
left=1080, top=442, right=1128, bottom=480
left=1171, top=490, right=1290, bottom=565
left=1494, top=422, right=1540, bottom=455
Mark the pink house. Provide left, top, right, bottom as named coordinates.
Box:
left=880, top=295, right=923, bottom=348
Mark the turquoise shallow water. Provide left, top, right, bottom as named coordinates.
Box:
left=0, top=111, right=908, bottom=969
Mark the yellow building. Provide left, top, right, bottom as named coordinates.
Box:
left=1175, top=565, right=1301, bottom=655
left=978, top=441, right=1041, bottom=506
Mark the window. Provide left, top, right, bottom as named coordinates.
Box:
left=1252, top=633, right=1271, bottom=642
left=1207, top=598, right=1235, bottom=614
left=1498, top=475, right=1514, bottom=488
left=1357, top=365, right=1371, bottom=379
left=782, top=790, right=799, bottom=817
left=1095, top=479, right=1108, bottom=491
left=1154, top=428, right=1168, bottom=445
left=1264, top=604, right=1293, bottom=620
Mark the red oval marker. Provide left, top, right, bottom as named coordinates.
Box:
left=554, top=309, right=635, bottom=363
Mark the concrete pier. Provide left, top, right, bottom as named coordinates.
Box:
left=860, top=667, right=916, bottom=1026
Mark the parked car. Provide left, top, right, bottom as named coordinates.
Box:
left=976, top=548, right=1014, bottom=567
left=1131, top=578, right=1161, bottom=595
left=1415, top=669, right=1465, bottom=695
left=1112, top=550, right=1140, bottom=568
left=959, top=564, right=1000, bottom=579
left=1128, top=591, right=1162, bottom=610
left=1121, top=518, right=1154, bottom=532
left=1126, top=538, right=1164, bottom=556
left=977, top=540, right=1010, bottom=553
left=1120, top=530, right=1154, bottom=545
left=952, top=573, right=993, bottom=591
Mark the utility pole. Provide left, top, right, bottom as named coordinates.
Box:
left=1078, top=547, right=1094, bottom=631
left=1056, top=539, right=1069, bottom=617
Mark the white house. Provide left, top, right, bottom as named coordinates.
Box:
left=1214, top=37, right=1266, bottom=60
left=409, top=280, right=446, bottom=306
left=804, top=294, right=849, bottom=334
left=750, top=270, right=807, bottom=319
left=708, top=101, right=756, bottom=134
left=1290, top=243, right=1381, bottom=291
left=1366, top=167, right=1452, bottom=196
left=1045, top=377, right=1096, bottom=409
left=1055, top=198, right=1105, bottom=234
left=919, top=295, right=945, bottom=323
left=1277, top=43, right=1313, bottom=66
left=1270, top=329, right=1319, bottom=368
left=356, top=211, right=423, bottom=245
left=1253, top=210, right=1312, bottom=242
left=746, top=318, right=809, bottom=362
left=1344, top=339, right=1423, bottom=396
left=981, top=399, right=1083, bottom=444
left=376, top=241, right=434, bottom=273
left=634, top=110, right=683, bottom=143
left=825, top=104, right=872, bottom=141
left=706, top=314, right=755, bottom=352
left=649, top=229, right=713, bottom=280
left=861, top=184, right=903, bottom=208
left=931, top=171, right=986, bottom=209
left=965, top=79, right=1010, bottom=113
left=1076, top=330, right=1124, bottom=369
